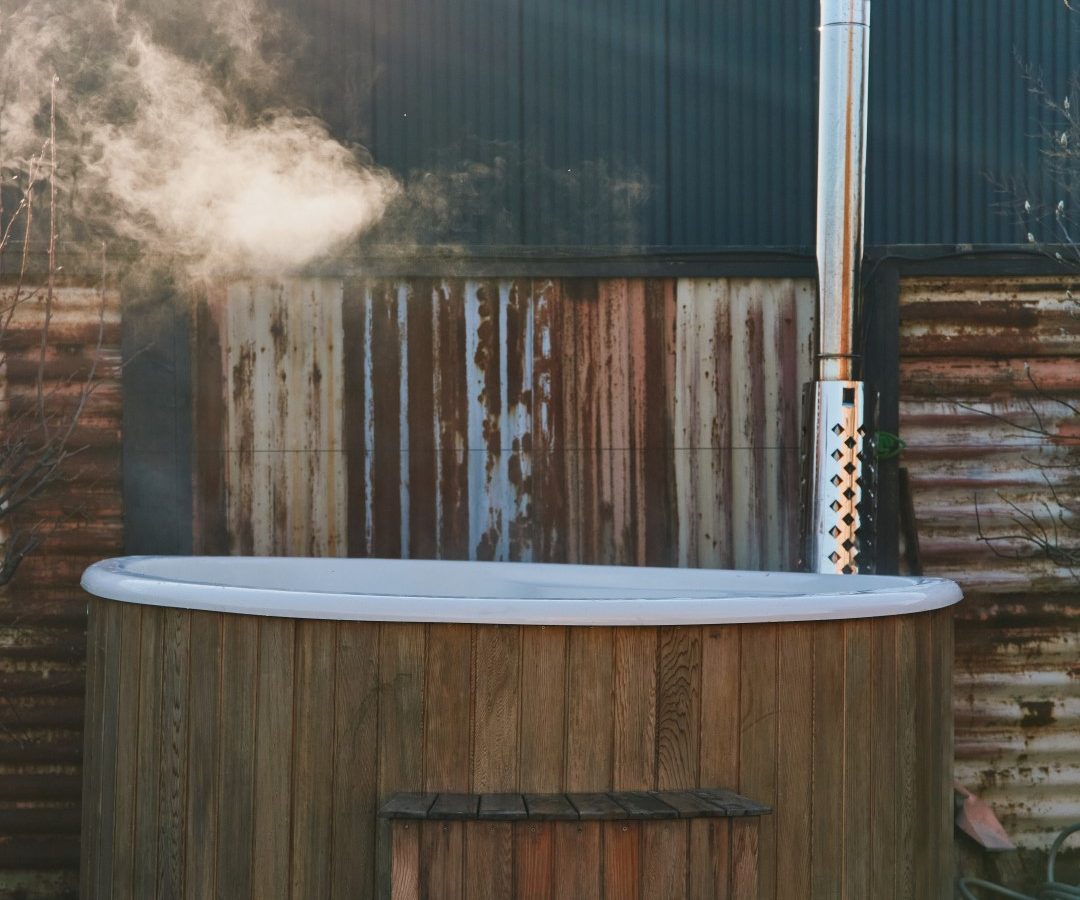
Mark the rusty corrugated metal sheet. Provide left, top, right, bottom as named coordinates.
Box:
left=195, top=276, right=815, bottom=569
left=215, top=279, right=347, bottom=557
left=899, top=276, right=1080, bottom=851
left=0, top=284, right=122, bottom=896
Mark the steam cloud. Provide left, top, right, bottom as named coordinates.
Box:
left=0, top=0, right=400, bottom=276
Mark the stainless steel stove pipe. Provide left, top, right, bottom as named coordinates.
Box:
left=801, top=0, right=875, bottom=574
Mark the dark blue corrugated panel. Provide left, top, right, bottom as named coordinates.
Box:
left=299, top=0, right=1080, bottom=248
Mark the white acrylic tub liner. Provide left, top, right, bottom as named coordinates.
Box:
left=82, top=556, right=961, bottom=626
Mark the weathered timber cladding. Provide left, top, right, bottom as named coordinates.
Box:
left=899, top=277, right=1080, bottom=864
left=193, top=276, right=814, bottom=568
left=82, top=598, right=954, bottom=900
left=0, top=284, right=122, bottom=897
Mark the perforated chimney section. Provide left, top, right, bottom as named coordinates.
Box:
left=800, top=0, right=876, bottom=574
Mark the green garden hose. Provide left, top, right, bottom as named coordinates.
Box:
left=958, top=823, right=1080, bottom=900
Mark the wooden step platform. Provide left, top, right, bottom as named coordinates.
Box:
left=381, top=788, right=770, bottom=898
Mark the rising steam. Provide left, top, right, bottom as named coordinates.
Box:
left=0, top=0, right=399, bottom=275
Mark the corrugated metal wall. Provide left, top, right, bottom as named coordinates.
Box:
left=900, top=277, right=1080, bottom=854
left=194, top=277, right=815, bottom=569
left=294, top=0, right=1080, bottom=247
left=0, top=285, right=122, bottom=898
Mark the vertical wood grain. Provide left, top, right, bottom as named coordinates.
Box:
left=602, top=821, right=640, bottom=898
left=730, top=819, right=759, bottom=900
left=519, top=627, right=567, bottom=791
left=870, top=617, right=899, bottom=900
left=114, top=604, right=145, bottom=900
left=738, top=624, right=777, bottom=900
left=79, top=599, right=106, bottom=898
left=690, top=819, right=732, bottom=900
left=252, top=618, right=295, bottom=899
left=657, top=626, right=702, bottom=789
left=291, top=621, right=338, bottom=899
left=464, top=821, right=513, bottom=899
left=640, top=820, right=688, bottom=899
left=331, top=622, right=381, bottom=900
left=157, top=608, right=191, bottom=899
left=913, top=613, right=933, bottom=900
left=775, top=622, right=813, bottom=900
left=421, top=822, right=464, bottom=900
left=100, top=600, right=126, bottom=896
left=132, top=606, right=165, bottom=898
left=81, top=610, right=955, bottom=900
left=553, top=823, right=600, bottom=900
left=423, top=624, right=472, bottom=792
left=215, top=616, right=257, bottom=899
left=843, top=620, right=872, bottom=899
left=935, top=610, right=955, bottom=897
left=613, top=627, right=658, bottom=789
left=184, top=611, right=221, bottom=899
left=378, top=624, right=427, bottom=896
left=391, top=822, right=420, bottom=900
left=473, top=625, right=522, bottom=791
left=700, top=626, right=740, bottom=788
left=811, top=622, right=845, bottom=900
left=565, top=628, right=614, bottom=790
left=895, top=616, right=918, bottom=900
left=515, top=822, right=554, bottom=900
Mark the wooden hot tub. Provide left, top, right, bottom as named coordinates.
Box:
left=80, top=556, right=960, bottom=899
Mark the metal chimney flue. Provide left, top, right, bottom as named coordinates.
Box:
left=801, top=0, right=876, bottom=575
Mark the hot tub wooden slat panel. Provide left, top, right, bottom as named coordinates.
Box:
left=156, top=608, right=190, bottom=899
left=378, top=623, right=426, bottom=895
left=519, top=626, right=567, bottom=792
left=731, top=817, right=760, bottom=900
left=894, top=614, right=918, bottom=900
left=132, top=605, right=165, bottom=899
left=612, top=627, right=657, bottom=790
left=843, top=619, right=873, bottom=900
left=81, top=594, right=115, bottom=899
left=810, top=622, right=844, bottom=900
left=657, top=625, right=702, bottom=790
left=700, top=625, right=741, bottom=789
left=602, top=819, right=640, bottom=897
left=114, top=603, right=144, bottom=899
left=738, top=623, right=779, bottom=900
left=640, top=819, right=688, bottom=898
left=515, top=820, right=554, bottom=900
left=913, top=612, right=933, bottom=900
left=424, top=623, right=472, bottom=792
left=390, top=821, right=420, bottom=900
left=252, top=617, right=294, bottom=899
left=775, top=621, right=813, bottom=900
left=421, top=819, right=464, bottom=899
left=473, top=625, right=522, bottom=792
left=291, top=620, right=337, bottom=899
left=80, top=596, right=102, bottom=899
left=565, top=628, right=614, bottom=791
left=331, top=621, right=383, bottom=900
left=464, top=820, right=513, bottom=899
left=869, top=615, right=899, bottom=900
left=936, top=610, right=955, bottom=900
left=184, top=609, right=222, bottom=900
left=215, top=615, right=257, bottom=900
left=695, top=818, right=733, bottom=900
left=83, top=606, right=956, bottom=900
left=553, top=819, right=600, bottom=900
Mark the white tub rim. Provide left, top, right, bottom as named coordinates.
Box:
left=81, top=556, right=962, bottom=626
